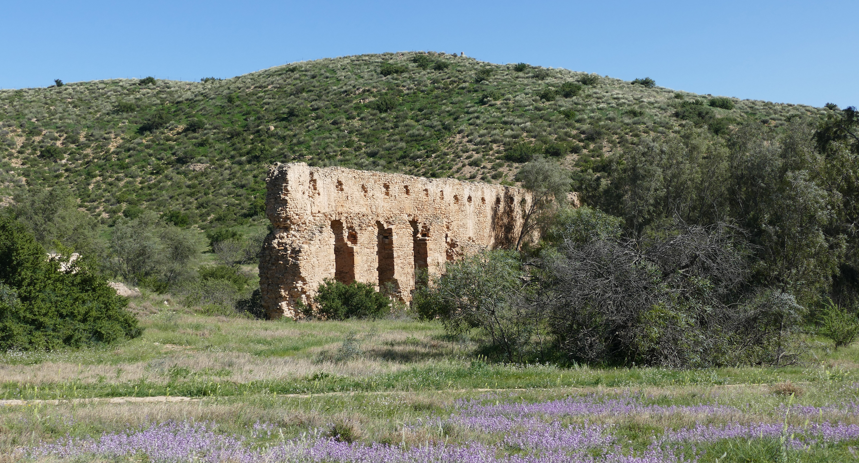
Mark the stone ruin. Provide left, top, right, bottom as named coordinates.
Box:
left=259, top=163, right=534, bottom=319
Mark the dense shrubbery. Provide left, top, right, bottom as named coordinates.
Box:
left=421, top=117, right=859, bottom=365
left=0, top=216, right=141, bottom=350
left=709, top=97, right=735, bottom=110
left=632, top=77, right=655, bottom=88
left=379, top=62, right=407, bottom=76
left=311, top=280, right=390, bottom=320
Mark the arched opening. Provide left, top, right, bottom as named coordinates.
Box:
left=410, top=220, right=429, bottom=287
left=331, top=220, right=355, bottom=284
left=376, top=221, right=396, bottom=291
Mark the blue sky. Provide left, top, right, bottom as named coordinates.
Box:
left=2, top=0, right=856, bottom=108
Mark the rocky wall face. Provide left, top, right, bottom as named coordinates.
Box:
left=260, top=162, right=532, bottom=319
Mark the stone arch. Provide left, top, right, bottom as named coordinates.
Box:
left=410, top=220, right=429, bottom=287
left=331, top=220, right=355, bottom=284
left=376, top=221, right=397, bottom=292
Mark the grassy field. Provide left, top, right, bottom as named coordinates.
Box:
left=2, top=295, right=858, bottom=462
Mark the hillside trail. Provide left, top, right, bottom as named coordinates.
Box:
left=0, top=382, right=777, bottom=407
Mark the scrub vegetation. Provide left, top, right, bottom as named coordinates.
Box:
left=1, top=52, right=858, bottom=462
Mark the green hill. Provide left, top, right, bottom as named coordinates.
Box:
left=0, top=52, right=826, bottom=227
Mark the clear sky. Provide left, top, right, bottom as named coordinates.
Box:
left=2, top=0, right=856, bottom=108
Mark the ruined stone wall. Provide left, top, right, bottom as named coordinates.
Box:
left=260, top=163, right=533, bottom=319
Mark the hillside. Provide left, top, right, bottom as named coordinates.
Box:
left=0, top=52, right=826, bottom=227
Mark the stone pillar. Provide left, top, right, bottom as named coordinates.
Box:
left=391, top=221, right=415, bottom=301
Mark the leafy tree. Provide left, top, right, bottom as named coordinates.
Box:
left=0, top=216, right=140, bottom=350
left=107, top=211, right=200, bottom=289
left=513, top=62, right=529, bottom=72
left=413, top=250, right=534, bottom=362
left=138, top=76, right=156, bottom=85
left=815, top=106, right=859, bottom=155
left=514, top=157, right=571, bottom=250
left=11, top=186, right=103, bottom=261
left=53, top=79, right=64, bottom=87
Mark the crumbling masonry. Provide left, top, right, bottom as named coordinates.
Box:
left=260, top=163, right=533, bottom=319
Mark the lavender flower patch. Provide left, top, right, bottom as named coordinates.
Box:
left=26, top=394, right=859, bottom=463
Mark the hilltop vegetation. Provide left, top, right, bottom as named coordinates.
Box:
left=0, top=52, right=826, bottom=228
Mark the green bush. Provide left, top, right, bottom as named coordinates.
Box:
left=502, top=143, right=538, bottom=163
left=379, top=62, right=407, bottom=76
left=474, top=68, right=493, bottom=83
left=114, top=101, right=136, bottom=113
left=411, top=55, right=433, bottom=69
left=560, top=109, right=577, bottom=120
left=538, top=88, right=557, bottom=101
left=631, top=77, right=655, bottom=88
left=368, top=95, right=397, bottom=113
left=199, top=265, right=251, bottom=291
left=39, top=144, right=64, bottom=161
left=578, top=74, right=600, bottom=86
left=54, top=79, right=64, bottom=87
left=163, top=210, right=189, bottom=227
left=138, top=111, right=170, bottom=134
left=431, top=60, right=450, bottom=71
left=0, top=216, right=141, bottom=350
left=413, top=250, right=533, bottom=362
left=532, top=69, right=550, bottom=81
left=818, top=298, right=859, bottom=349
left=206, top=227, right=240, bottom=248
left=559, top=82, right=583, bottom=98
left=675, top=101, right=715, bottom=125
left=138, top=76, right=156, bottom=86
left=513, top=63, right=529, bottom=72
left=313, top=280, right=390, bottom=320
left=709, top=97, right=735, bottom=110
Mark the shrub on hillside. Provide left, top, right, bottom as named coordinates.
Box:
left=138, top=76, right=156, bottom=86
left=709, top=97, right=735, bottom=110
left=379, top=62, right=407, bottom=76
left=560, top=82, right=583, bottom=98
left=538, top=88, right=557, bottom=101
left=39, top=144, right=64, bottom=161
left=368, top=95, right=397, bottom=113
left=675, top=101, right=715, bottom=125
left=431, top=60, right=450, bottom=71
left=411, top=55, right=433, bottom=69
left=0, top=216, right=141, bottom=350
left=578, top=74, right=600, bottom=86
left=502, top=143, right=538, bottom=163
left=312, top=280, right=390, bottom=320
left=114, top=100, right=136, bottom=113
left=631, top=77, right=656, bottom=88
left=513, top=63, right=529, bottom=72
left=138, top=110, right=170, bottom=134
left=474, top=68, right=493, bottom=83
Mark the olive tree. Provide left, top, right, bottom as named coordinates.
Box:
left=514, top=157, right=570, bottom=250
